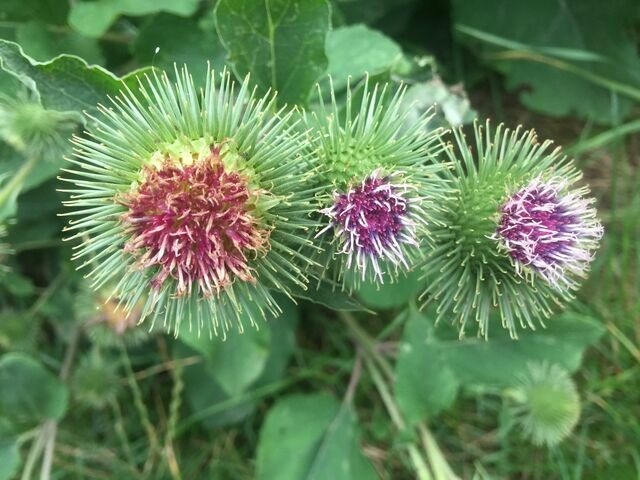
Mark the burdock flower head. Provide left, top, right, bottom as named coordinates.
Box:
left=494, top=177, right=602, bottom=290
left=305, top=79, right=448, bottom=289
left=63, top=67, right=317, bottom=336
left=421, top=122, right=603, bottom=338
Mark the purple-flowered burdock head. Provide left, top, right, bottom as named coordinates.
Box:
left=121, top=147, right=270, bottom=297
left=317, top=170, right=422, bottom=282
left=495, top=177, right=603, bottom=289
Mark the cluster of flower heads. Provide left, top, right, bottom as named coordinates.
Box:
left=63, top=66, right=603, bottom=338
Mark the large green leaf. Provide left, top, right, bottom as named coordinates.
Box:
left=215, top=0, right=331, bottom=105
left=69, top=0, right=200, bottom=38
left=133, top=13, right=227, bottom=86
left=325, top=24, right=402, bottom=91
left=453, top=0, right=640, bottom=121
left=0, top=418, right=20, bottom=480
left=394, top=309, right=604, bottom=423
left=15, top=21, right=104, bottom=65
left=179, top=315, right=271, bottom=397
left=0, top=353, right=68, bottom=427
left=395, top=324, right=460, bottom=422
left=256, top=393, right=377, bottom=480
left=178, top=298, right=298, bottom=428
left=357, top=269, right=423, bottom=310
left=0, top=0, right=68, bottom=24
left=294, top=279, right=367, bottom=312
left=0, top=440, right=20, bottom=480
left=176, top=345, right=257, bottom=429
left=180, top=296, right=300, bottom=396
left=253, top=299, right=299, bottom=387
left=0, top=40, right=144, bottom=117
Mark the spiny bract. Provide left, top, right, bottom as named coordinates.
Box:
left=304, top=78, right=449, bottom=290
left=62, top=66, right=318, bottom=337
left=507, top=362, right=581, bottom=447
left=421, top=121, right=603, bottom=338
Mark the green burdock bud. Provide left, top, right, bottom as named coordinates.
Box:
left=0, top=92, right=77, bottom=161
left=72, top=349, right=120, bottom=409
left=304, top=78, right=449, bottom=290
left=62, top=66, right=318, bottom=337
left=506, top=362, right=581, bottom=447
left=421, top=121, right=603, bottom=338
left=73, top=285, right=149, bottom=347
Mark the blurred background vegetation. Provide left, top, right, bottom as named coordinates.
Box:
left=0, top=0, right=638, bottom=478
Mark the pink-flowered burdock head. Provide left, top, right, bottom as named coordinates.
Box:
left=121, top=147, right=270, bottom=297
left=495, top=178, right=603, bottom=289
left=317, top=170, right=422, bottom=282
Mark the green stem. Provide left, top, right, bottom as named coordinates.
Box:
left=110, top=399, right=139, bottom=474
left=340, top=312, right=394, bottom=380
left=38, top=324, right=81, bottom=480
left=363, top=355, right=433, bottom=480
left=21, top=426, right=45, bottom=480
left=419, top=425, right=460, bottom=480
left=340, top=312, right=433, bottom=480
left=340, top=311, right=460, bottom=480
left=0, top=156, right=37, bottom=218
left=164, top=364, right=184, bottom=480
left=119, top=342, right=159, bottom=475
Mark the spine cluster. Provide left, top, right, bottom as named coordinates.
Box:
left=317, top=171, right=421, bottom=283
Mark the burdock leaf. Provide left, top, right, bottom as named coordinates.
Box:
left=179, top=321, right=270, bottom=398
left=0, top=436, right=20, bottom=480
left=215, top=0, right=331, bottom=105
left=134, top=13, right=227, bottom=85
left=0, top=353, right=68, bottom=428
left=178, top=297, right=297, bottom=397
left=256, top=393, right=377, bottom=480
left=0, top=40, right=146, bottom=117
left=325, top=24, right=403, bottom=91
left=452, top=0, right=640, bottom=121
left=69, top=0, right=200, bottom=38
left=395, top=318, right=460, bottom=422
left=357, top=269, right=423, bottom=310
left=15, top=21, right=104, bottom=65
left=174, top=297, right=299, bottom=428
left=394, top=309, right=603, bottom=422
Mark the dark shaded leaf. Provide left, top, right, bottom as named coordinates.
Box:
left=69, top=0, right=200, bottom=38
left=256, top=393, right=377, bottom=480
left=215, top=0, right=331, bottom=105
left=0, top=353, right=68, bottom=427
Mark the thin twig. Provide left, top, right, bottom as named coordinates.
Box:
left=39, top=324, right=82, bottom=480
left=344, top=348, right=363, bottom=404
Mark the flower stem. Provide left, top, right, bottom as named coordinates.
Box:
left=119, top=342, right=160, bottom=475
left=0, top=156, right=38, bottom=219
left=363, top=354, right=433, bottom=480
left=339, top=310, right=460, bottom=480
left=339, top=311, right=432, bottom=479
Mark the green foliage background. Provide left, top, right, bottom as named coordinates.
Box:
left=0, top=0, right=638, bottom=478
